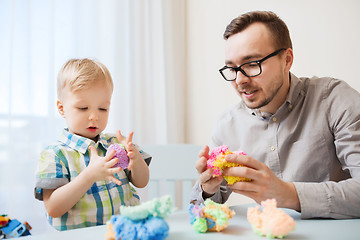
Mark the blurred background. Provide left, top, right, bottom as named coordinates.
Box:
left=1, top=0, right=360, bottom=235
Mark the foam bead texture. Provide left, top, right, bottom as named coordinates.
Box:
left=207, top=145, right=251, bottom=184
left=107, top=143, right=129, bottom=169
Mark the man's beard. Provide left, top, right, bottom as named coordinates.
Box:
left=239, top=80, right=283, bottom=110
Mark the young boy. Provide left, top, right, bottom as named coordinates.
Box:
left=34, top=58, right=151, bottom=231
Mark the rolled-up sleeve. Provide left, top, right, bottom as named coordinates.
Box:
left=190, top=179, right=232, bottom=204
left=34, top=148, right=70, bottom=200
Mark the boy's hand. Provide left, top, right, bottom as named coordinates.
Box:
left=87, top=146, right=122, bottom=185
left=116, top=130, right=149, bottom=188
left=116, top=130, right=143, bottom=170
left=43, top=146, right=122, bottom=218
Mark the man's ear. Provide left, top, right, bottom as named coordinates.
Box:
left=284, top=48, right=293, bottom=70
left=57, top=100, right=65, bottom=118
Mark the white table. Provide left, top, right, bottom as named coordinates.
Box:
left=22, top=204, right=360, bottom=240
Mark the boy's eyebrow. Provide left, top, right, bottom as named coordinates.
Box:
left=102, top=100, right=111, bottom=105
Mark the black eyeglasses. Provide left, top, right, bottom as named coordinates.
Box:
left=219, top=48, right=286, bottom=81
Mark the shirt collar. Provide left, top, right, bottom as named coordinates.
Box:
left=286, top=72, right=304, bottom=106
left=251, top=108, right=272, bottom=119
left=59, top=129, right=110, bottom=154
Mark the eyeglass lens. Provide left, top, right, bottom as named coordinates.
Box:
left=220, top=48, right=286, bottom=81
left=221, top=62, right=260, bottom=80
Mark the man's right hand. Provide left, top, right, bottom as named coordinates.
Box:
left=195, top=145, right=223, bottom=197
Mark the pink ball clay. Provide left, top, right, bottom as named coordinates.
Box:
left=107, top=143, right=129, bottom=169
left=207, top=145, right=250, bottom=184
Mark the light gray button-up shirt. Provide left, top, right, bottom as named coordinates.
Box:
left=191, top=73, right=360, bottom=219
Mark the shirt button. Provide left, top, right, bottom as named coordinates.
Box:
left=270, top=146, right=276, bottom=151
left=272, top=117, right=277, bottom=122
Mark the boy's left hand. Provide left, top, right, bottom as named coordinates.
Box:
left=116, top=130, right=143, bottom=170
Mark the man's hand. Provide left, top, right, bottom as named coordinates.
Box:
left=195, top=145, right=223, bottom=197
left=222, top=154, right=300, bottom=210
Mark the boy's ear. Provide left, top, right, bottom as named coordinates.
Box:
left=57, top=100, right=65, bottom=118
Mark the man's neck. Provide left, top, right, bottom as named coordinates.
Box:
left=260, top=74, right=291, bottom=114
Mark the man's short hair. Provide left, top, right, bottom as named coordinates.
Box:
left=224, top=11, right=292, bottom=50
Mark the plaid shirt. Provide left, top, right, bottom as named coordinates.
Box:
left=35, top=129, right=151, bottom=231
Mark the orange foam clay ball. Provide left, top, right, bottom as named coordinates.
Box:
left=247, top=199, right=295, bottom=238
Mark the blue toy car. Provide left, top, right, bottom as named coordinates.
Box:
left=0, top=218, right=31, bottom=238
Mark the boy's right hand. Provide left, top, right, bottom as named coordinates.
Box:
left=195, top=145, right=223, bottom=197
left=87, top=146, right=122, bottom=185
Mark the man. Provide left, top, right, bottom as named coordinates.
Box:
left=191, top=11, right=360, bottom=219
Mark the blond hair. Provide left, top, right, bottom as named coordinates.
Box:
left=57, top=58, right=113, bottom=99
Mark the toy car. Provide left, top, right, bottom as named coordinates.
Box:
left=0, top=215, right=31, bottom=238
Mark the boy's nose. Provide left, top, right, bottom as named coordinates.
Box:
left=89, top=112, right=98, bottom=121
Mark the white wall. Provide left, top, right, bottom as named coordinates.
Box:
left=185, top=0, right=360, bottom=145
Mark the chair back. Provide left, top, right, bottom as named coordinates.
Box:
left=139, top=144, right=202, bottom=211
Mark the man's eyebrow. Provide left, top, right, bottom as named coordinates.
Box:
left=225, top=53, right=264, bottom=66
left=225, top=60, right=235, bottom=65
left=243, top=52, right=264, bottom=61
